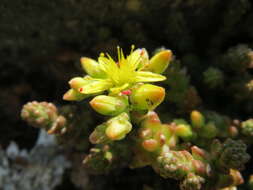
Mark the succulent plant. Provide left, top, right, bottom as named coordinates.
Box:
left=21, top=46, right=252, bottom=190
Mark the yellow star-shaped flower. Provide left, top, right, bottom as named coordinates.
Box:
left=63, top=46, right=172, bottom=101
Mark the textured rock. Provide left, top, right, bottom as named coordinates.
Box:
left=0, top=130, right=70, bottom=190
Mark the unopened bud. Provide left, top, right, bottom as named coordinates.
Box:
left=199, top=122, right=218, bottom=139
left=143, top=50, right=172, bottom=74
left=228, top=126, right=238, bottom=138
left=130, top=84, right=165, bottom=111
left=241, top=119, right=253, bottom=136
left=191, top=146, right=208, bottom=161
left=63, top=89, right=88, bottom=101
left=89, top=124, right=108, bottom=144
left=90, top=95, right=128, bottom=116
left=175, top=124, right=195, bottom=141
left=230, top=169, right=244, bottom=186
left=80, top=57, right=106, bottom=78
left=69, top=77, right=88, bottom=90
left=105, top=113, right=132, bottom=140
left=180, top=173, right=205, bottom=190
left=142, top=139, right=159, bottom=152
left=190, top=110, right=205, bottom=129
left=141, top=111, right=161, bottom=127
left=248, top=175, right=253, bottom=190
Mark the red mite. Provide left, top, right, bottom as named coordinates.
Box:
left=79, top=88, right=84, bottom=92
left=121, top=90, right=132, bottom=95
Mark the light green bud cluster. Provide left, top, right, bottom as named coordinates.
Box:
left=64, top=46, right=174, bottom=176
left=241, top=119, right=253, bottom=136
left=180, top=173, right=205, bottom=190
left=153, top=146, right=208, bottom=180
left=21, top=101, right=67, bottom=134
left=21, top=45, right=253, bottom=190
left=130, top=112, right=200, bottom=171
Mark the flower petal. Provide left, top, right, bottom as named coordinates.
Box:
left=142, top=50, right=172, bottom=74
left=80, top=57, right=107, bottom=78
left=127, top=48, right=149, bottom=70
left=78, top=79, right=113, bottom=94
left=135, top=71, right=166, bottom=82
left=109, top=83, right=130, bottom=95
left=63, top=89, right=90, bottom=101
left=98, top=56, right=118, bottom=73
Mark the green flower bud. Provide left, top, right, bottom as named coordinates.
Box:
left=21, top=101, right=57, bottom=129
left=190, top=110, right=205, bottom=129
left=105, top=113, right=132, bottom=141
left=210, top=139, right=223, bottom=158
left=130, top=84, right=165, bottom=111
left=154, top=149, right=207, bottom=180
left=241, top=119, right=253, bottom=136
left=21, top=101, right=67, bottom=134
left=217, top=173, right=234, bottom=188
left=199, top=122, right=218, bottom=139
left=83, top=145, right=112, bottom=174
left=230, top=169, right=244, bottom=186
left=228, top=126, right=239, bottom=138
left=137, top=112, right=178, bottom=153
left=143, top=50, right=172, bottom=74
left=191, top=146, right=208, bottom=161
left=175, top=123, right=195, bottom=141
left=83, top=142, right=132, bottom=174
left=89, top=124, right=109, bottom=144
left=248, top=175, right=253, bottom=190
left=80, top=57, right=106, bottom=78
left=142, top=139, right=159, bottom=152
left=205, top=111, right=231, bottom=137
left=90, top=113, right=132, bottom=143
left=68, top=77, right=88, bottom=90
left=141, top=111, right=161, bottom=126
left=63, top=89, right=88, bottom=101
left=89, top=95, right=128, bottom=116
left=171, top=119, right=196, bottom=142
left=137, top=112, right=171, bottom=152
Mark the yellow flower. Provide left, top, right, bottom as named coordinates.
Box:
left=64, top=46, right=171, bottom=100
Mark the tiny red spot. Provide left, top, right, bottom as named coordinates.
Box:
left=121, top=90, right=132, bottom=95
left=140, top=49, right=144, bottom=56
left=79, top=88, right=83, bottom=92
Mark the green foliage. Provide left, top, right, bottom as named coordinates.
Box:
left=21, top=44, right=253, bottom=190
